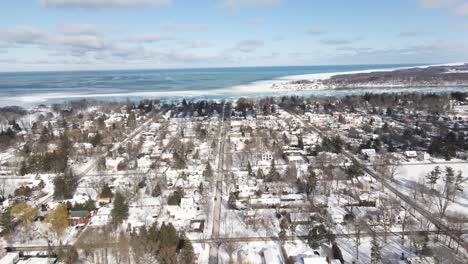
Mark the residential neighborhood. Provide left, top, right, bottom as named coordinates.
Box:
left=0, top=92, right=467, bottom=263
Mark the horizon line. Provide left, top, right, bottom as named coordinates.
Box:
left=0, top=62, right=439, bottom=74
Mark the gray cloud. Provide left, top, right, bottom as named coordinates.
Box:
left=160, top=22, right=207, bottom=31
left=57, top=23, right=99, bottom=35
left=418, top=0, right=456, bottom=8
left=218, top=0, right=281, bottom=12
left=455, top=2, right=468, bottom=15
left=320, top=37, right=362, bottom=45
left=397, top=31, right=432, bottom=37
left=329, top=41, right=468, bottom=64
left=126, top=34, right=174, bottom=43
left=39, top=0, right=171, bottom=9
left=247, top=18, right=268, bottom=26
left=418, top=0, right=468, bottom=16
left=0, top=26, right=48, bottom=45
left=306, top=27, right=326, bottom=35
left=234, top=39, right=264, bottom=53
left=56, top=35, right=109, bottom=51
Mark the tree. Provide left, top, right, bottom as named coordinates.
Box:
left=426, top=166, right=441, bottom=190
left=267, top=159, right=280, bottom=182
left=370, top=233, right=382, bottom=264
left=332, top=242, right=345, bottom=264
left=436, top=166, right=457, bottom=218
left=0, top=209, right=14, bottom=237
left=127, top=112, right=136, bottom=128
left=159, top=222, right=179, bottom=248
left=453, top=170, right=464, bottom=201
left=306, top=169, right=317, bottom=198
left=167, top=188, right=184, bottom=206
left=112, top=192, right=129, bottom=225
left=44, top=204, right=68, bottom=238
left=308, top=227, right=322, bottom=249
left=100, top=183, right=113, bottom=199
left=203, top=161, right=213, bottom=178
left=53, top=171, right=79, bottom=200
left=152, top=184, right=162, bottom=197
left=19, top=161, right=28, bottom=176
left=256, top=168, right=264, bottom=179
left=14, top=186, right=33, bottom=197
left=246, top=161, right=253, bottom=176
left=11, top=202, right=38, bottom=224
left=179, top=237, right=195, bottom=264
left=346, top=159, right=363, bottom=179
left=60, top=245, right=79, bottom=264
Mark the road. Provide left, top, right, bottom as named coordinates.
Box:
left=208, top=103, right=227, bottom=264
left=289, top=111, right=468, bottom=252
left=11, top=229, right=468, bottom=253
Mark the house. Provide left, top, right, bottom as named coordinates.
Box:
left=289, top=212, right=310, bottom=225
left=361, top=149, right=376, bottom=159
left=90, top=207, right=111, bottom=226
left=96, top=196, right=112, bottom=204
left=302, top=256, right=331, bottom=264
left=0, top=252, right=19, bottom=264
left=259, top=151, right=273, bottom=162
left=262, top=248, right=281, bottom=264
left=68, top=210, right=91, bottom=226
left=417, top=152, right=430, bottom=161
left=404, top=151, right=417, bottom=160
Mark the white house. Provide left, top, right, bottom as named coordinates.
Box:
left=404, top=151, right=417, bottom=159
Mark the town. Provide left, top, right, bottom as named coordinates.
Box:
left=0, top=92, right=468, bottom=264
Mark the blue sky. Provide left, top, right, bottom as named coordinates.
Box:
left=1, top=0, right=468, bottom=71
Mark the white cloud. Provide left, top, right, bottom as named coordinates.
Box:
left=219, top=0, right=280, bottom=11
left=39, top=0, right=171, bottom=9
left=57, top=23, right=98, bottom=35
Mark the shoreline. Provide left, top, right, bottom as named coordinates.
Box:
left=1, top=63, right=465, bottom=107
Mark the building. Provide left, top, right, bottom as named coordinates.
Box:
left=404, top=151, right=417, bottom=160
left=68, top=210, right=91, bottom=226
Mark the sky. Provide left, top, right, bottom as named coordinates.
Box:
left=1, top=0, right=468, bottom=71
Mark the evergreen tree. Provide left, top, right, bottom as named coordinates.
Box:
left=159, top=222, right=179, bottom=248
left=426, top=166, right=440, bottom=190
left=256, top=168, right=264, bottom=179
left=308, top=227, right=322, bottom=249
left=454, top=170, right=464, bottom=200
left=306, top=170, right=317, bottom=196
left=112, top=192, right=129, bottom=225
left=100, top=183, right=113, bottom=198
left=179, top=236, right=195, bottom=264
left=53, top=171, right=78, bottom=200
left=167, top=188, right=184, bottom=205
left=370, top=233, right=382, bottom=264
left=0, top=209, right=14, bottom=236
left=267, top=159, right=280, bottom=181
left=19, top=161, right=28, bottom=176
left=152, top=184, right=162, bottom=197
left=203, top=162, right=213, bottom=178
left=332, top=242, right=345, bottom=264
left=246, top=161, right=253, bottom=176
